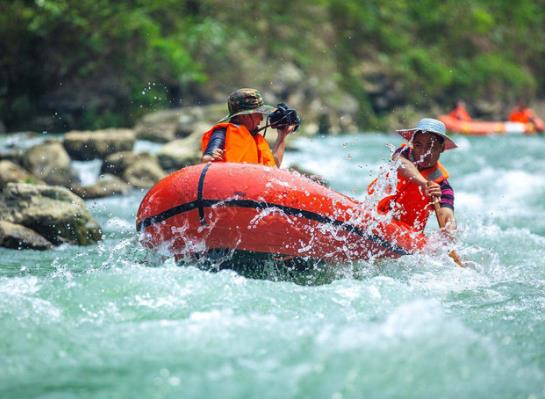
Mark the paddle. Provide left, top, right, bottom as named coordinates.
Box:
left=432, top=199, right=465, bottom=267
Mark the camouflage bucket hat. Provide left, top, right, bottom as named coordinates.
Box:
left=219, top=88, right=275, bottom=122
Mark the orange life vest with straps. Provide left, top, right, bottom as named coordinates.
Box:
left=368, top=155, right=449, bottom=232
left=508, top=108, right=534, bottom=124
left=201, top=123, right=277, bottom=167
left=448, top=105, right=472, bottom=122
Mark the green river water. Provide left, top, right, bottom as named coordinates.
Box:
left=1, top=133, right=544, bottom=398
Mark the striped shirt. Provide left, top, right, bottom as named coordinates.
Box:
left=438, top=179, right=454, bottom=210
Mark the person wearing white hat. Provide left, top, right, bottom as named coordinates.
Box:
left=368, top=118, right=458, bottom=234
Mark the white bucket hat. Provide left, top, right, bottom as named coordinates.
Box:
left=397, top=118, right=458, bottom=150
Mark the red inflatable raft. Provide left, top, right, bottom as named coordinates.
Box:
left=439, top=114, right=543, bottom=136
left=136, top=163, right=427, bottom=265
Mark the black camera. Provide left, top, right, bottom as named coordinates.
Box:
left=268, top=103, right=301, bottom=132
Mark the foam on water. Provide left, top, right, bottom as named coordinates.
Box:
left=72, top=159, right=102, bottom=185
left=1, top=134, right=545, bottom=398
left=134, top=140, right=164, bottom=154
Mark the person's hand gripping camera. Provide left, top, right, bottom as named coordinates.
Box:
left=267, top=103, right=301, bottom=138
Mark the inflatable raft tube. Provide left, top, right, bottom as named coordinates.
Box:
left=136, top=163, right=427, bottom=265
left=439, top=114, right=542, bottom=136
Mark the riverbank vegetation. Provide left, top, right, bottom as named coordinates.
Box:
left=2, top=0, right=544, bottom=131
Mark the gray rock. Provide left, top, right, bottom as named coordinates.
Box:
left=175, top=113, right=199, bottom=139
left=0, top=160, right=42, bottom=189
left=157, top=140, right=199, bottom=171
left=174, top=108, right=219, bottom=139
left=63, top=129, right=135, bottom=160
left=0, top=220, right=53, bottom=250
left=137, top=109, right=181, bottom=127
left=134, top=110, right=180, bottom=142
left=264, top=63, right=304, bottom=101
left=135, top=122, right=177, bottom=143
left=100, top=151, right=136, bottom=176
left=101, top=152, right=166, bottom=189
left=0, top=149, right=25, bottom=165
left=70, top=174, right=131, bottom=199
left=0, top=183, right=102, bottom=245
left=261, top=68, right=361, bottom=135
left=134, top=105, right=223, bottom=142
left=124, top=161, right=166, bottom=189
left=22, top=141, right=79, bottom=187
left=100, top=151, right=148, bottom=176
left=0, top=120, right=5, bottom=133
left=156, top=130, right=203, bottom=171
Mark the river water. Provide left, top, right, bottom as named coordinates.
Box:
left=1, top=133, right=544, bottom=398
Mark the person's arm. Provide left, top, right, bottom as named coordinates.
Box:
left=201, top=128, right=226, bottom=162
left=436, top=180, right=456, bottom=235
left=392, top=152, right=442, bottom=198
left=202, top=149, right=224, bottom=163
left=393, top=153, right=426, bottom=185
left=436, top=206, right=456, bottom=233
left=393, top=149, right=457, bottom=234
left=526, top=109, right=544, bottom=131
left=271, top=125, right=296, bottom=167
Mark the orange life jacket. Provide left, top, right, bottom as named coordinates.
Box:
left=201, top=123, right=277, bottom=167
left=508, top=108, right=533, bottom=124
left=448, top=105, right=472, bottom=122
left=368, top=154, right=449, bottom=232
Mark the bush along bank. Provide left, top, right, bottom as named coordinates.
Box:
left=2, top=1, right=543, bottom=133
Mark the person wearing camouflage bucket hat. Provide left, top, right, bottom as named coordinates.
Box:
left=367, top=117, right=458, bottom=236
left=219, top=88, right=276, bottom=121
left=201, top=88, right=298, bottom=167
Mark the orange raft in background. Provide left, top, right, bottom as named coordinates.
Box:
left=439, top=114, right=544, bottom=136
left=136, top=163, right=427, bottom=265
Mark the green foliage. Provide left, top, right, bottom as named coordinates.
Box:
left=393, top=48, right=454, bottom=98
left=1, top=0, right=545, bottom=130
left=325, top=0, right=545, bottom=111
left=454, top=53, right=536, bottom=99
left=0, top=0, right=208, bottom=130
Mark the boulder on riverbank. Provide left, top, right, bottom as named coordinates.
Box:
left=157, top=139, right=200, bottom=171
left=175, top=106, right=224, bottom=138
left=0, top=220, right=53, bottom=250
left=156, top=129, right=203, bottom=171
left=101, top=152, right=166, bottom=188
left=70, top=174, right=132, bottom=199
left=0, top=160, right=43, bottom=189
left=63, top=129, right=136, bottom=160
left=134, top=105, right=223, bottom=142
left=0, top=183, right=102, bottom=246
left=0, top=149, right=25, bottom=166
left=134, top=109, right=180, bottom=142
left=22, top=141, right=79, bottom=187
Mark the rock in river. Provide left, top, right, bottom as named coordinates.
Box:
left=0, top=183, right=102, bottom=246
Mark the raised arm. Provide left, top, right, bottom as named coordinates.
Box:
left=271, top=125, right=296, bottom=167
left=393, top=153, right=428, bottom=187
